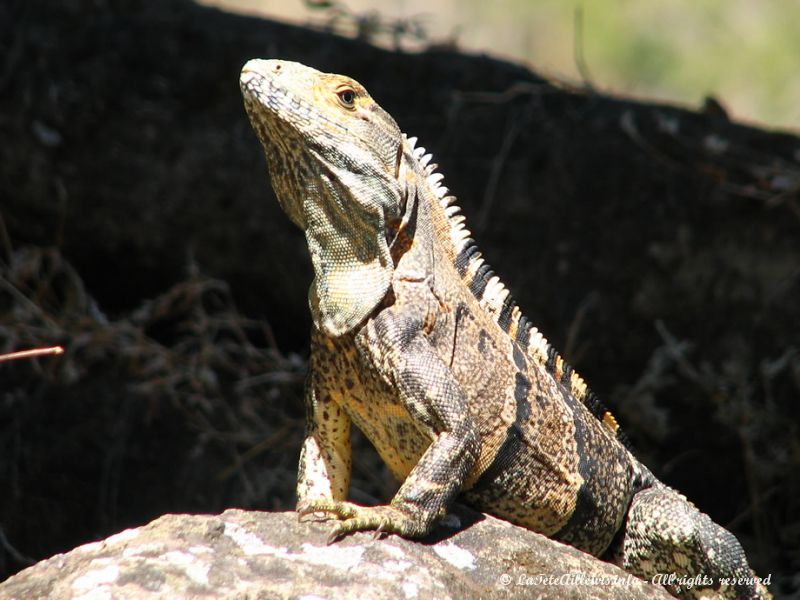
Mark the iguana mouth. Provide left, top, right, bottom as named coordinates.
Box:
left=240, top=59, right=348, bottom=136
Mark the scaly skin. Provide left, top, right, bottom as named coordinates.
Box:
left=240, top=59, right=770, bottom=600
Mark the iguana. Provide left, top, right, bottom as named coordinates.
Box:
left=239, top=59, right=770, bottom=599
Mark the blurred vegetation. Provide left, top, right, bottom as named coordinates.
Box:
left=556, top=1, right=800, bottom=129
left=204, top=0, right=800, bottom=130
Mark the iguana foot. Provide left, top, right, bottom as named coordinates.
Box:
left=297, top=499, right=428, bottom=543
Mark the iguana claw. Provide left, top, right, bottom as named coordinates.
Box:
left=297, top=499, right=424, bottom=542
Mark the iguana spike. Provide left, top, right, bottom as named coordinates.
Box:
left=453, top=229, right=472, bottom=253
left=428, top=172, right=444, bottom=186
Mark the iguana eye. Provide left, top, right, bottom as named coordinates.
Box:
left=336, top=87, right=356, bottom=108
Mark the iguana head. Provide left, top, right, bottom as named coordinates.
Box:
left=240, top=59, right=403, bottom=336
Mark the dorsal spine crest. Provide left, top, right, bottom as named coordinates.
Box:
left=407, top=135, right=626, bottom=443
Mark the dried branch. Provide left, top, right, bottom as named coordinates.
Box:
left=0, top=345, right=63, bottom=363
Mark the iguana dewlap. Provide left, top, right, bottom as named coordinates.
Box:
left=240, top=58, right=770, bottom=600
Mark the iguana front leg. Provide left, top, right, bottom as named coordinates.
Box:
left=296, top=372, right=352, bottom=506
left=298, top=305, right=482, bottom=540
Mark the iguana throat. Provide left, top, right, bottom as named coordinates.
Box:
left=241, top=59, right=404, bottom=336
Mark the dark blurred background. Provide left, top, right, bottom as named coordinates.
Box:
left=1, top=0, right=798, bottom=596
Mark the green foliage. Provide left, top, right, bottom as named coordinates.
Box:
left=499, top=0, right=800, bottom=128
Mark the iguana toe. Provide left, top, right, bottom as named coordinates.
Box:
left=298, top=500, right=425, bottom=542
left=328, top=505, right=426, bottom=542
left=296, top=499, right=356, bottom=522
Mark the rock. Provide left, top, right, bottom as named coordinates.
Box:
left=0, top=507, right=669, bottom=599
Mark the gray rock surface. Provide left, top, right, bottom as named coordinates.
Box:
left=0, top=507, right=670, bottom=599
